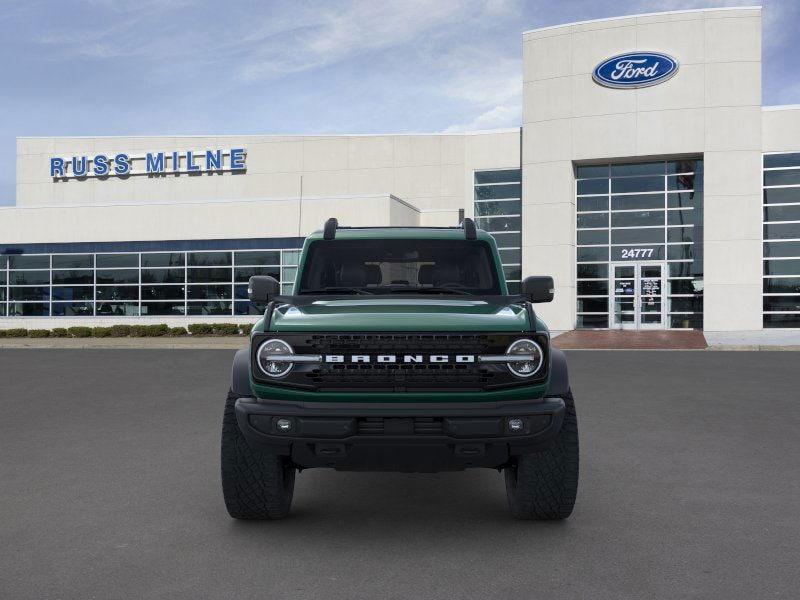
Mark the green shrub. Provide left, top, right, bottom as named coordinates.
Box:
left=211, top=323, right=239, bottom=336
left=0, top=329, right=5, bottom=338
left=51, top=328, right=70, bottom=338
left=130, top=325, right=148, bottom=337
left=4, top=328, right=28, bottom=338
left=168, top=326, right=188, bottom=336
left=91, top=327, right=113, bottom=338
left=68, top=326, right=92, bottom=338
left=27, top=329, right=51, bottom=338
left=188, top=323, right=213, bottom=336
left=109, top=324, right=132, bottom=337
left=147, top=324, right=169, bottom=337
left=239, top=323, right=254, bottom=335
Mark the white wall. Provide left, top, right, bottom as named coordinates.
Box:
left=521, top=7, right=763, bottom=331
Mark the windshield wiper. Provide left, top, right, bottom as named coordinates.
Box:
left=390, top=286, right=473, bottom=296
left=299, top=287, right=374, bottom=295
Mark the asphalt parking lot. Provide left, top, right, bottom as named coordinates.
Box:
left=1, top=349, right=799, bottom=600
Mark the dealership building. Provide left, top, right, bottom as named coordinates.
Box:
left=2, top=6, right=799, bottom=333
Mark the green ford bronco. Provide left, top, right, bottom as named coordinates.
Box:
left=222, top=218, right=578, bottom=520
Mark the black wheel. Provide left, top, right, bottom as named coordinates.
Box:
left=221, top=389, right=295, bottom=519
left=504, top=389, right=579, bottom=520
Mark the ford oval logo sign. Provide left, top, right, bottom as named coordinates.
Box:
left=592, top=52, right=678, bottom=89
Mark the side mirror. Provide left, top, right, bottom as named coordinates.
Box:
left=520, top=276, right=554, bottom=303
left=248, top=275, right=280, bottom=302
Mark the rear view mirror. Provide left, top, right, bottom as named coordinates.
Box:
left=248, top=276, right=280, bottom=302
left=520, top=276, right=554, bottom=303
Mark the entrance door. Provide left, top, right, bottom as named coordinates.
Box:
left=610, top=262, right=666, bottom=330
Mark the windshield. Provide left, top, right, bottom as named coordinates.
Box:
left=297, top=239, right=502, bottom=295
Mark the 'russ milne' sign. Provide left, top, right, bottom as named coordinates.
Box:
left=592, top=52, right=678, bottom=89
left=50, top=148, right=247, bottom=179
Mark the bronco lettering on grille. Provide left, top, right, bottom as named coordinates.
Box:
left=324, top=354, right=476, bottom=364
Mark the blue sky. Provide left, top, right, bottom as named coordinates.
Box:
left=1, top=0, right=798, bottom=206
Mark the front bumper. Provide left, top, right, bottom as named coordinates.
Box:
left=235, top=396, right=565, bottom=472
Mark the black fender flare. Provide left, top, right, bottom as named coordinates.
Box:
left=546, top=346, right=570, bottom=397
left=231, top=348, right=254, bottom=397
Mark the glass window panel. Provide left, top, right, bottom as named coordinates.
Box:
left=53, top=286, right=94, bottom=301
left=667, top=191, right=702, bottom=209
left=487, top=232, right=521, bottom=248
left=52, top=254, right=93, bottom=269
left=10, top=287, right=50, bottom=301
left=764, top=241, right=800, bottom=258
left=611, top=176, right=663, bottom=194
left=0, top=288, right=5, bottom=301
left=282, top=250, right=301, bottom=266
left=669, top=297, right=703, bottom=312
left=611, top=194, right=664, bottom=210
left=763, top=278, right=800, bottom=294
left=281, top=283, right=293, bottom=295
left=0, top=255, right=6, bottom=269
left=670, top=314, right=703, bottom=329
left=764, top=205, right=800, bottom=222
left=187, top=267, right=231, bottom=283
left=234, top=301, right=266, bottom=316
left=141, top=268, right=185, bottom=284
left=667, top=209, right=699, bottom=226
left=0, top=304, right=5, bottom=316
left=282, top=266, right=298, bottom=282
left=577, top=212, right=608, bottom=228
left=9, top=270, right=50, bottom=285
left=577, top=230, right=608, bottom=245
left=187, top=251, right=232, bottom=267
left=506, top=281, right=520, bottom=294
left=474, top=170, right=520, bottom=184
left=96, top=254, right=137, bottom=268
left=52, top=270, right=93, bottom=284
left=475, top=216, right=520, bottom=232
left=577, top=281, right=608, bottom=295
left=577, top=314, right=608, bottom=328
left=669, top=262, right=696, bottom=277
left=577, top=298, right=608, bottom=312
left=498, top=248, right=521, bottom=264
left=8, top=302, right=49, bottom=316
left=96, top=269, right=138, bottom=284
left=668, top=227, right=694, bottom=243
left=576, top=165, right=609, bottom=178
left=234, top=284, right=249, bottom=299
left=96, top=302, right=139, bottom=316
left=667, top=160, right=701, bottom=174
left=141, top=253, right=185, bottom=268
left=764, top=314, right=800, bottom=327
left=577, top=196, right=608, bottom=212
left=667, top=245, right=694, bottom=260
left=9, top=255, right=49, bottom=269
left=576, top=179, right=608, bottom=195
left=577, top=246, right=608, bottom=262
left=141, top=285, right=185, bottom=300
left=187, top=301, right=233, bottom=315
left=764, top=170, right=800, bottom=187
left=474, top=199, right=521, bottom=217
left=141, top=302, right=185, bottom=316
left=51, top=302, right=93, bottom=317
left=667, top=174, right=697, bottom=191
left=577, top=264, right=608, bottom=278
left=611, top=162, right=664, bottom=177
left=0, top=271, right=5, bottom=285
left=234, top=250, right=281, bottom=266
left=611, top=228, right=664, bottom=244
left=611, top=210, right=664, bottom=228
left=763, top=296, right=800, bottom=312
left=503, top=266, right=521, bottom=281
left=95, top=286, right=139, bottom=301
left=474, top=184, right=521, bottom=200
left=764, top=259, right=800, bottom=276
left=764, top=153, right=800, bottom=168
left=187, top=284, right=232, bottom=300
left=764, top=223, right=800, bottom=240
left=233, top=266, right=280, bottom=283
left=669, top=279, right=703, bottom=295
left=763, top=188, right=800, bottom=205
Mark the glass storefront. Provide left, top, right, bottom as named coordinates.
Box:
left=575, top=159, right=704, bottom=329
left=474, top=169, right=522, bottom=293
left=763, top=153, right=800, bottom=328
left=0, top=243, right=300, bottom=318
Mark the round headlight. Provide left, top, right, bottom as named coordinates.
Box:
left=256, top=338, right=294, bottom=378
left=506, top=338, right=544, bottom=378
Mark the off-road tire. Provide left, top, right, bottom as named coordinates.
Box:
left=221, top=389, right=295, bottom=519
left=504, top=389, right=579, bottom=520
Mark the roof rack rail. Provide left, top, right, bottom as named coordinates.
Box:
left=462, top=217, right=477, bottom=240
left=323, top=217, right=338, bottom=240
left=320, top=217, right=480, bottom=240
